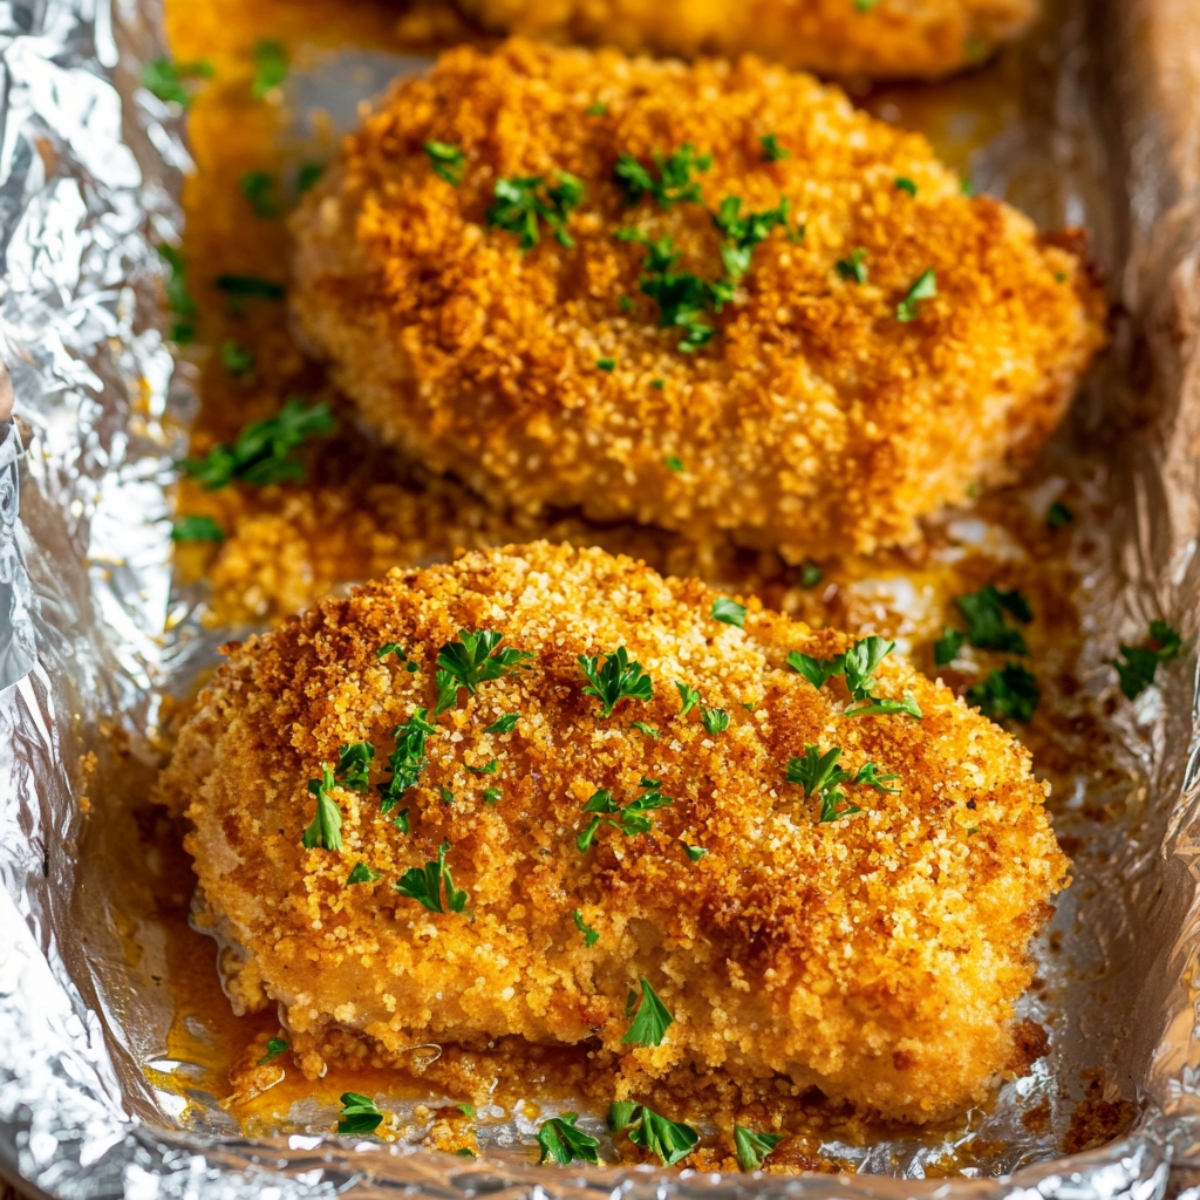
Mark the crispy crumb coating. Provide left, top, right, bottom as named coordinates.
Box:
left=452, top=0, right=1037, bottom=81
left=290, top=40, right=1107, bottom=565
left=162, top=542, right=1068, bottom=1125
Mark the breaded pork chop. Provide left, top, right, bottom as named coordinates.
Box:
left=453, top=0, right=1037, bottom=81
left=163, top=542, right=1068, bottom=1126
left=291, top=41, right=1107, bottom=565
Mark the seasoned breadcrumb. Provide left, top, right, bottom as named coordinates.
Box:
left=162, top=542, right=1068, bottom=1126
left=290, top=40, right=1107, bottom=564
left=453, top=0, right=1037, bottom=81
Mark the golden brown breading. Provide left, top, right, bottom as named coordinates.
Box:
left=162, top=542, right=1068, bottom=1126
left=452, top=0, right=1036, bottom=81
left=290, top=40, right=1107, bottom=565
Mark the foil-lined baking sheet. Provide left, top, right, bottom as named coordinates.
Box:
left=5, top=0, right=1200, bottom=1196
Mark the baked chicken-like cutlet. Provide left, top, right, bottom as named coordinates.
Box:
left=452, top=0, right=1037, bottom=81
left=290, top=40, right=1107, bottom=564
left=162, top=542, right=1069, bottom=1127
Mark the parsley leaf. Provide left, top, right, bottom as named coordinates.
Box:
left=664, top=454, right=685, bottom=472
left=894, top=177, right=917, bottom=195
left=586, top=101, right=609, bottom=116
left=956, top=584, right=1032, bottom=653
left=222, top=339, right=255, bottom=375
left=482, top=786, right=501, bottom=803
left=141, top=57, right=214, bottom=108
left=378, top=708, right=437, bottom=812
left=573, top=908, right=599, bottom=947
left=853, top=762, right=901, bottom=792
left=393, top=809, right=410, bottom=833
left=240, top=171, right=278, bottom=218
left=214, top=273, right=285, bottom=299
left=836, top=247, right=868, bottom=284
left=855, top=0, right=879, bottom=9
left=786, top=649, right=846, bottom=689
left=631, top=721, right=659, bottom=738
left=297, top=161, right=324, bottom=194
left=440, top=785, right=455, bottom=806
left=967, top=663, right=1040, bottom=721
left=424, top=141, right=466, bottom=186
left=158, top=244, right=197, bottom=342
left=466, top=759, right=498, bottom=776
left=436, top=630, right=535, bottom=715
left=597, top=357, right=616, bottom=371
left=700, top=705, right=729, bottom=735
left=675, top=681, right=701, bottom=715
left=335, top=741, right=373, bottom=792
left=933, top=627, right=964, bottom=666
left=484, top=712, right=520, bottom=734
left=338, top=1092, right=383, bottom=1135
left=537, top=1113, right=601, bottom=1165
left=487, top=172, right=585, bottom=249
left=614, top=144, right=712, bottom=209
left=610, top=1104, right=699, bottom=1166
left=346, top=861, right=381, bottom=885
left=1110, top=620, right=1183, bottom=700
left=621, top=977, right=674, bottom=1047
left=1048, top=501, right=1073, bottom=529
left=711, top=195, right=790, bottom=279
left=577, top=781, right=673, bottom=850
left=171, top=515, right=225, bottom=543
left=578, top=646, right=653, bottom=717
left=896, top=268, right=937, bottom=321
left=302, top=765, right=343, bottom=851
left=734, top=1125, right=784, bottom=1171
left=258, top=1037, right=288, bottom=1065
left=712, top=597, right=746, bottom=627
left=395, top=841, right=468, bottom=914
left=801, top=561, right=824, bottom=588
left=178, top=399, right=335, bottom=490
left=251, top=40, right=288, bottom=99
left=683, top=842, right=707, bottom=862
left=786, top=744, right=894, bottom=822
left=760, top=134, right=790, bottom=162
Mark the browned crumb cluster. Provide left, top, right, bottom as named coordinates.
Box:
left=290, top=39, right=1107, bottom=565
left=162, top=541, right=1068, bottom=1127
left=452, top=0, right=1037, bottom=81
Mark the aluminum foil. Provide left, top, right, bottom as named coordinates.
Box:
left=6, top=0, right=1200, bottom=1197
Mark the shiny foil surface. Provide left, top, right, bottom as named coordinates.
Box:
left=4, top=0, right=1200, bottom=1197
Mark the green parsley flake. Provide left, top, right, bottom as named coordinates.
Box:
left=734, top=1125, right=784, bottom=1171
left=675, top=681, right=701, bottom=716
left=395, top=841, right=468, bottom=914
left=377, top=642, right=406, bottom=660
left=711, top=195, right=791, bottom=279
left=786, top=743, right=899, bottom=823
left=258, top=1037, right=288, bottom=1066
left=346, top=861, right=382, bottom=885
left=214, top=273, right=285, bottom=299
left=855, top=0, right=879, bottom=10
left=171, top=515, right=224, bottom=543
left=712, top=597, right=746, bottom=627
left=158, top=244, right=197, bottom=342
left=424, top=141, right=466, bottom=186
left=801, top=561, right=824, bottom=588
left=1110, top=620, right=1183, bottom=700
left=896, top=268, right=937, bottom=322
left=335, top=741, right=374, bottom=792
left=621, top=977, right=674, bottom=1047
left=788, top=635, right=922, bottom=720
left=251, top=40, right=288, bottom=99
left=1048, top=500, right=1074, bottom=529
left=894, top=177, right=918, bottom=196
left=651, top=378, right=665, bottom=389
left=835, top=247, right=868, bottom=284
left=487, top=172, right=585, bottom=250
left=141, top=57, right=214, bottom=108
left=597, top=357, right=616, bottom=371
left=933, top=627, right=965, bottom=666
left=586, top=101, right=609, bottom=116
left=240, top=171, right=278, bottom=218
left=378, top=708, right=436, bottom=812
left=576, top=781, right=673, bottom=851
left=435, top=629, right=535, bottom=716
left=760, top=134, right=791, bottom=162
left=222, top=339, right=255, bottom=375
left=631, top=721, right=659, bottom=738
left=955, top=584, right=1032, bottom=654
left=609, top=1103, right=698, bottom=1167
left=393, top=809, right=410, bottom=834
left=297, top=162, right=324, bottom=194
left=700, top=705, right=729, bottom=735
left=664, top=455, right=685, bottom=473
left=683, top=842, right=707, bottom=862
left=337, top=1092, right=383, bottom=1136
left=482, top=787, right=501, bottom=803
left=484, top=712, right=520, bottom=734
left=466, top=759, right=498, bottom=776
left=967, top=663, right=1040, bottom=721
left=537, top=1113, right=601, bottom=1165
left=614, top=144, right=712, bottom=209
left=440, top=785, right=455, bottom=806
left=302, top=764, right=343, bottom=851
left=573, top=908, right=599, bottom=947
left=457, top=1103, right=476, bottom=1117
left=577, top=645, right=653, bottom=717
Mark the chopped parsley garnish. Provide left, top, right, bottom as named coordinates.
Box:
left=179, top=398, right=335, bottom=490
left=297, top=162, right=324, bottom=194
left=786, top=743, right=898, bottom=822
left=158, top=244, right=197, bottom=343
left=1110, top=620, right=1183, bottom=700
left=141, top=57, right=214, bottom=108
left=457, top=1103, right=476, bottom=1117
left=337, top=1092, right=383, bottom=1135
left=896, top=268, right=937, bottom=321
left=734, top=1125, right=784, bottom=1172
left=760, top=134, right=791, bottom=162
left=424, top=141, right=466, bottom=186
left=302, top=765, right=343, bottom=850
left=711, top=195, right=790, bottom=279
left=586, top=101, right=609, bottom=116
left=614, top=144, right=712, bottom=209
left=487, top=172, right=585, bottom=250
left=454, top=1148, right=476, bottom=1157
left=894, top=177, right=917, bottom=195
left=393, top=809, right=410, bottom=833
left=597, top=357, right=616, bottom=371
left=537, top=1113, right=601, bottom=1165
left=258, top=1037, right=288, bottom=1065
left=482, top=787, right=501, bottom=803
left=1048, top=501, right=1074, bottom=529
left=933, top=627, right=964, bottom=666
left=377, top=642, right=418, bottom=664
left=466, top=759, right=498, bottom=776
left=335, top=741, right=374, bottom=792
left=578, top=646, right=653, bottom=717
left=440, top=785, right=455, bottom=805
left=240, top=171, right=278, bottom=218
left=484, top=712, right=520, bottom=734
left=855, top=0, right=879, bottom=10
left=957, top=584, right=1032, bottom=653
left=171, top=515, right=225, bottom=543
left=395, top=841, right=468, bottom=913
left=664, top=455, right=685, bottom=473
left=631, top=721, right=659, bottom=738
left=435, top=629, right=535, bottom=716
left=967, top=663, right=1040, bottom=721
left=961, top=175, right=975, bottom=196
left=378, top=708, right=436, bottom=812
left=801, top=561, right=824, bottom=588
left=712, top=597, right=747, bottom=627
left=609, top=1103, right=698, bottom=1167
left=622, top=976, right=674, bottom=1047
left=675, top=681, right=701, bottom=716
left=251, top=39, right=288, bottom=99
left=214, top=273, right=285, bottom=299
left=573, top=908, right=599, bottom=947
left=786, top=649, right=846, bottom=690
left=346, top=861, right=382, bottom=885
left=576, top=781, right=673, bottom=850
left=700, top=705, right=729, bottom=735
left=835, top=247, right=868, bottom=284
left=651, top=378, right=665, bottom=389
left=222, top=339, right=255, bottom=375
left=788, top=635, right=922, bottom=720
left=683, top=842, right=707, bottom=862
